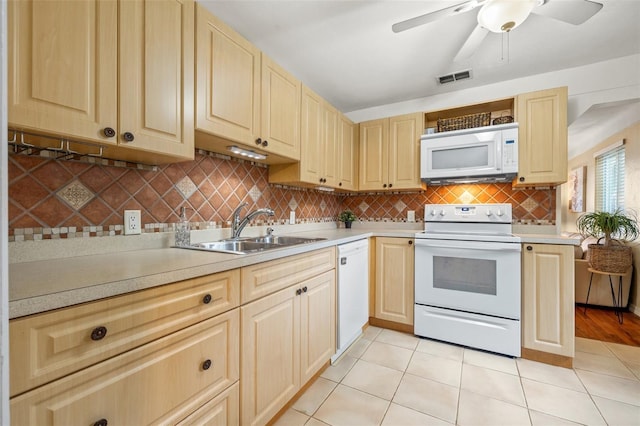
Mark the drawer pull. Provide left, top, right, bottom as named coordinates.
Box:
left=296, top=288, right=302, bottom=296
left=202, top=294, right=212, bottom=304
left=202, top=359, right=212, bottom=370
left=302, top=286, right=308, bottom=293
left=94, top=419, right=108, bottom=426
left=90, top=326, right=108, bottom=341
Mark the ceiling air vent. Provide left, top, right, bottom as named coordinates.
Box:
left=438, top=69, right=472, bottom=85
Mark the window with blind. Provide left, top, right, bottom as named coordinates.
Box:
left=595, top=144, right=625, bottom=213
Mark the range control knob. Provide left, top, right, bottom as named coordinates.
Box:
left=496, top=209, right=504, bottom=217
left=439, top=209, right=446, bottom=217
left=486, top=210, right=493, bottom=216
left=430, top=210, right=437, bottom=217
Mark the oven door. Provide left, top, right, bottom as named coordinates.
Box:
left=414, top=238, right=521, bottom=319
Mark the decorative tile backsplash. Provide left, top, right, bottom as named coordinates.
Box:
left=8, top=148, right=555, bottom=241
left=341, top=184, right=556, bottom=224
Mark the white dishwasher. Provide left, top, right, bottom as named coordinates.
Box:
left=332, top=239, right=369, bottom=363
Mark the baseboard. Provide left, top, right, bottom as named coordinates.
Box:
left=630, top=302, right=640, bottom=316
left=368, top=317, right=414, bottom=334
left=521, top=347, right=573, bottom=369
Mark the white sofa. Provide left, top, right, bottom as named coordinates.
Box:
left=572, top=236, right=633, bottom=308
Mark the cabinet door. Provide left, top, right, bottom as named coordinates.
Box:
left=300, top=85, right=324, bottom=183
left=261, top=54, right=301, bottom=160
left=515, top=87, right=568, bottom=186
left=195, top=4, right=260, bottom=146
left=359, top=118, right=389, bottom=191
left=323, top=104, right=340, bottom=187
left=119, top=0, right=194, bottom=159
left=8, top=0, right=117, bottom=143
left=375, top=238, right=414, bottom=325
left=300, top=271, right=336, bottom=383
left=338, top=116, right=358, bottom=191
left=11, top=310, right=239, bottom=426
left=241, top=286, right=300, bottom=426
left=389, top=113, right=423, bottom=190
left=522, top=244, right=574, bottom=357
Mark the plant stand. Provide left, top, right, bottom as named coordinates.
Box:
left=584, top=267, right=631, bottom=324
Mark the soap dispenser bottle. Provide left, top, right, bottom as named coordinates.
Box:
left=175, top=207, right=190, bottom=247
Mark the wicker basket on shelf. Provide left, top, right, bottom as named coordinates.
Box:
left=437, top=112, right=491, bottom=132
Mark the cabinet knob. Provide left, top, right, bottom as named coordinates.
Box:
left=388, top=183, right=393, bottom=188
left=408, top=240, right=413, bottom=245
left=255, top=138, right=262, bottom=146
left=94, top=419, right=108, bottom=426
left=262, top=140, right=269, bottom=147
left=202, top=294, right=212, bottom=304
left=90, top=326, right=108, bottom=341
left=526, top=246, right=533, bottom=251
left=383, top=184, right=387, bottom=188
left=202, top=359, right=212, bottom=370
left=296, top=288, right=302, bottom=296
left=519, top=177, right=525, bottom=182
left=103, top=127, right=116, bottom=138
left=123, top=132, right=135, bottom=142
left=302, top=286, right=308, bottom=293
left=339, top=182, right=342, bottom=187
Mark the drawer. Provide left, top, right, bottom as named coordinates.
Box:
left=10, top=269, right=240, bottom=396
left=241, top=247, right=335, bottom=303
left=11, top=308, right=240, bottom=425
left=176, top=382, right=239, bottom=425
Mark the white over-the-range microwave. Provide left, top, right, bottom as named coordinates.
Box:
left=420, top=122, right=518, bottom=185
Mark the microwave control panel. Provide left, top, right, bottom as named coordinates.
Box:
left=501, top=127, right=518, bottom=171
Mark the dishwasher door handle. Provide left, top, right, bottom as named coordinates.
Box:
left=340, top=257, right=347, bottom=265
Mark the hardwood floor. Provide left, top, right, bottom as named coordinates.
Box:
left=575, top=304, right=640, bottom=346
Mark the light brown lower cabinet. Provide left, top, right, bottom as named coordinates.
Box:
left=522, top=243, right=575, bottom=360
left=241, top=270, right=336, bottom=426
left=374, top=237, right=415, bottom=326
left=11, top=309, right=240, bottom=425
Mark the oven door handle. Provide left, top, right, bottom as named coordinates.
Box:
left=414, top=239, right=521, bottom=252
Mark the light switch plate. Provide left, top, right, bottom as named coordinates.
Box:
left=407, top=210, right=415, bottom=222
left=289, top=211, right=296, bottom=225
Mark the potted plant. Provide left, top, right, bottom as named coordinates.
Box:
left=338, top=210, right=357, bottom=229
left=576, top=209, right=639, bottom=273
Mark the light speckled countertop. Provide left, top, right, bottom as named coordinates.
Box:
left=9, top=227, right=577, bottom=319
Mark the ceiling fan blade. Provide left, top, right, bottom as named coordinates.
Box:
left=453, top=24, right=489, bottom=62
left=532, top=0, right=603, bottom=25
left=392, top=1, right=483, bottom=33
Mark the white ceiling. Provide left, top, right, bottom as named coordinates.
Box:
left=200, top=0, right=640, bottom=156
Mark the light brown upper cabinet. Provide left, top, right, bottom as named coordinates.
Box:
left=514, top=87, right=568, bottom=187
left=195, top=5, right=300, bottom=163
left=8, top=0, right=195, bottom=164
left=338, top=115, right=359, bottom=191
left=269, top=85, right=356, bottom=191
left=359, top=113, right=424, bottom=191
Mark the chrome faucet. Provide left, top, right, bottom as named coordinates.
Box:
left=231, top=203, right=275, bottom=239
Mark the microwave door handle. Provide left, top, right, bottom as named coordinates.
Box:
left=496, top=136, right=502, bottom=171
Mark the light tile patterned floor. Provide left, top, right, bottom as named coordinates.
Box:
left=274, top=327, right=640, bottom=426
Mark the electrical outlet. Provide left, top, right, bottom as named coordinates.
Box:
left=407, top=210, right=415, bottom=222
left=289, top=211, right=296, bottom=225
left=124, top=210, right=141, bottom=235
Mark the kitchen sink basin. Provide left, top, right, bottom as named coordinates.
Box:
left=181, top=235, right=326, bottom=254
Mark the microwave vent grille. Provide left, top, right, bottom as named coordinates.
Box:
left=438, top=69, right=472, bottom=85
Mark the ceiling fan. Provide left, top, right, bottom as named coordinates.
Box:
left=392, top=0, right=603, bottom=62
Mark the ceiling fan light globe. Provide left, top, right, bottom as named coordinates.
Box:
left=477, top=0, right=539, bottom=33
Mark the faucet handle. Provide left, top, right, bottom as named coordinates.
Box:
left=266, top=227, right=275, bottom=236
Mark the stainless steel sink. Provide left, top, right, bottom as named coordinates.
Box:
left=181, top=236, right=326, bottom=254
